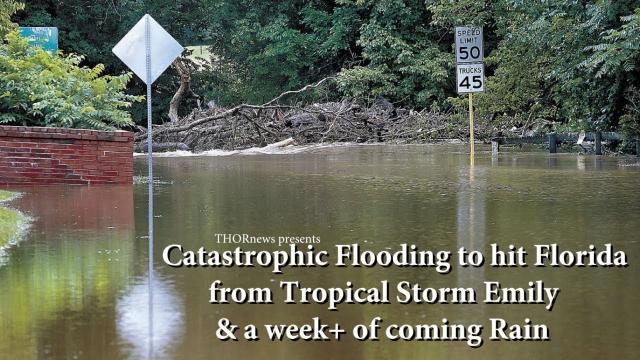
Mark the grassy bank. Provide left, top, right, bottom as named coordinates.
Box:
left=0, top=191, right=13, bottom=200
left=0, top=190, right=24, bottom=247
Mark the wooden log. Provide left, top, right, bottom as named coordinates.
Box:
left=168, top=58, right=201, bottom=122
left=602, top=132, right=622, bottom=141
left=491, top=140, right=500, bottom=154
left=263, top=137, right=295, bottom=149
left=548, top=133, right=557, bottom=154
left=500, top=136, right=547, bottom=145
left=557, top=133, right=576, bottom=143
left=595, top=131, right=602, bottom=155
left=135, top=142, right=190, bottom=153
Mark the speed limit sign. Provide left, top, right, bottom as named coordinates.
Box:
left=456, top=63, right=485, bottom=93
left=455, top=26, right=483, bottom=63
left=454, top=26, right=484, bottom=160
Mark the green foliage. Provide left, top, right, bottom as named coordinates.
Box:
left=427, top=0, right=491, bottom=28
left=466, top=1, right=587, bottom=126
left=580, top=7, right=640, bottom=134
left=0, top=190, right=14, bottom=202
left=335, top=0, right=452, bottom=106
left=196, top=0, right=640, bottom=134
left=0, top=190, right=22, bottom=247
left=0, top=0, right=23, bottom=36
left=441, top=0, right=640, bottom=133
left=0, top=32, right=142, bottom=130
left=196, top=0, right=361, bottom=104
left=619, top=86, right=640, bottom=139
left=12, top=0, right=640, bottom=137
left=583, top=8, right=640, bottom=78
left=0, top=206, right=22, bottom=247
left=200, top=0, right=455, bottom=107
left=337, top=66, right=395, bottom=100
left=15, top=0, right=212, bottom=124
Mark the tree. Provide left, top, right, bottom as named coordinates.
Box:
left=194, top=0, right=360, bottom=104
left=14, top=0, right=213, bottom=124
left=585, top=8, right=640, bottom=138
left=11, top=0, right=640, bottom=137
left=436, top=0, right=640, bottom=132
left=0, top=0, right=23, bottom=36
left=337, top=0, right=452, bottom=107
left=0, top=32, right=143, bottom=130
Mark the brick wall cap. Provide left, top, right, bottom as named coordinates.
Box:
left=0, top=125, right=134, bottom=142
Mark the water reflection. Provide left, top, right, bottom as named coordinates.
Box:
left=455, top=165, right=487, bottom=329
left=1, top=146, right=639, bottom=359
left=0, top=185, right=135, bottom=359
left=116, top=275, right=184, bottom=360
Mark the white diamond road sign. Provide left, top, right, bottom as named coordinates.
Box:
left=455, top=26, right=483, bottom=64
left=456, top=63, right=485, bottom=93
left=112, top=15, right=184, bottom=297
left=112, top=14, right=184, bottom=84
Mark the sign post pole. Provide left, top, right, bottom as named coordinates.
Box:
left=113, top=14, right=184, bottom=358
left=469, top=93, right=474, bottom=164
left=144, top=15, right=155, bottom=358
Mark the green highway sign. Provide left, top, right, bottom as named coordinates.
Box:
left=19, top=27, right=58, bottom=53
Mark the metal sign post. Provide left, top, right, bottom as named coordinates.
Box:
left=455, top=26, right=484, bottom=164
left=144, top=17, right=155, bottom=357
left=113, top=14, right=183, bottom=359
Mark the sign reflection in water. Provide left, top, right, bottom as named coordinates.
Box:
left=117, top=275, right=184, bottom=360
left=456, top=166, right=487, bottom=327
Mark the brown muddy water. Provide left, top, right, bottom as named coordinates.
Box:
left=1, top=144, right=639, bottom=359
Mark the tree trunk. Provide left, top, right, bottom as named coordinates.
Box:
left=168, top=58, right=193, bottom=122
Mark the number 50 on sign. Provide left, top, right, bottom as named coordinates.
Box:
left=457, top=63, right=485, bottom=93
left=455, top=26, right=483, bottom=63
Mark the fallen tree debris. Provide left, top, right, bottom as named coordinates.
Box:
left=135, top=78, right=500, bottom=152
left=134, top=142, right=190, bottom=153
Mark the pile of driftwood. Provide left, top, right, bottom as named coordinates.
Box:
left=134, top=78, right=491, bottom=152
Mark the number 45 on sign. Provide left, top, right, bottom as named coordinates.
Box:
left=457, top=63, right=485, bottom=93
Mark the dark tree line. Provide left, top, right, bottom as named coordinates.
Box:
left=7, top=0, right=640, bottom=140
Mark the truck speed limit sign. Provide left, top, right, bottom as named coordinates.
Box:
left=455, top=26, right=483, bottom=63
left=456, top=63, right=485, bottom=93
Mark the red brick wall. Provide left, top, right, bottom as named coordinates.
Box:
left=0, top=125, right=133, bottom=185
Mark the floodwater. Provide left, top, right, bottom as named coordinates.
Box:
left=1, top=144, right=639, bottom=359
